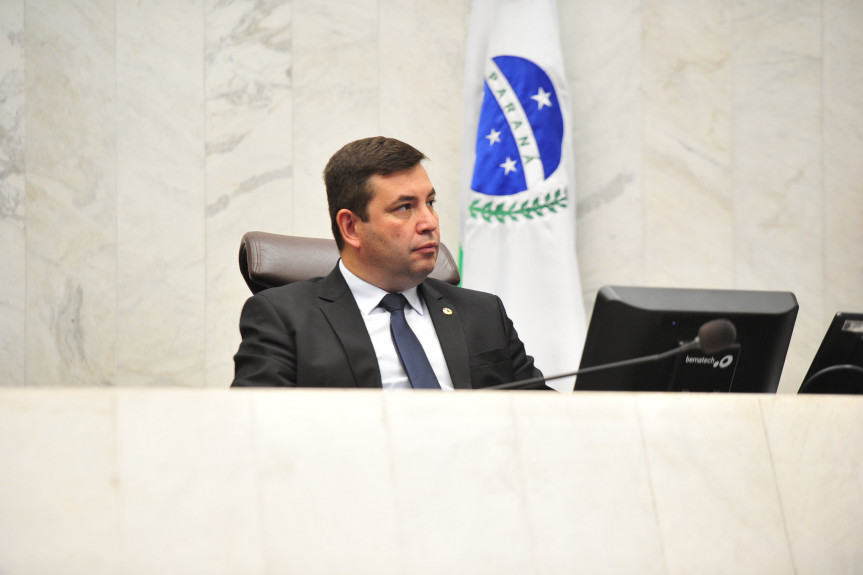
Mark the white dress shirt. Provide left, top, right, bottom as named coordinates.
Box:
left=339, top=260, right=455, bottom=390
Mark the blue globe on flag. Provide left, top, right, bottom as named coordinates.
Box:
left=471, top=55, right=564, bottom=197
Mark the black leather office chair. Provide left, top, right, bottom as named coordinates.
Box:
left=238, top=231, right=460, bottom=294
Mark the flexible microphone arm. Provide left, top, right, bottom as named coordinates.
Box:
left=485, top=319, right=738, bottom=391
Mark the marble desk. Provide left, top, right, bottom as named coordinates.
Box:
left=0, top=388, right=860, bottom=575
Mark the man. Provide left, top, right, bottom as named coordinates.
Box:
left=232, top=136, right=543, bottom=389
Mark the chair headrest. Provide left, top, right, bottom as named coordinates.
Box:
left=239, top=231, right=461, bottom=294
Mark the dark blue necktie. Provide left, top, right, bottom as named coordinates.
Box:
left=379, top=293, right=440, bottom=389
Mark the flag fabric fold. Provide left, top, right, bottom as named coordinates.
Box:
left=460, top=0, right=586, bottom=392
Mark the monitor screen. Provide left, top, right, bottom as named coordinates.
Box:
left=575, top=286, right=799, bottom=393
left=798, top=312, right=863, bottom=394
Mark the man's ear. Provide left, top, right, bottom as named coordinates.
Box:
left=336, top=209, right=362, bottom=249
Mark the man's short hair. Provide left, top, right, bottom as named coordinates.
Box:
left=324, top=136, right=427, bottom=250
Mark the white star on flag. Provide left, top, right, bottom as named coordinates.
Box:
left=499, top=157, right=518, bottom=174
left=531, top=86, right=552, bottom=110
left=485, top=128, right=502, bottom=146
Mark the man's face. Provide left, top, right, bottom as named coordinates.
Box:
left=352, top=164, right=440, bottom=292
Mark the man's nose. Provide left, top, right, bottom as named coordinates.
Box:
left=416, top=204, right=438, bottom=232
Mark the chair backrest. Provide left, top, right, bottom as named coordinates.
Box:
left=239, top=231, right=461, bottom=294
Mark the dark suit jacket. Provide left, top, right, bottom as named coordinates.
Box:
left=232, top=265, right=543, bottom=389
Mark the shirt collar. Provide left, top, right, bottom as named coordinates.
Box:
left=339, top=260, right=424, bottom=316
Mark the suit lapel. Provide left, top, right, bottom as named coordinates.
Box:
left=421, top=282, right=472, bottom=389
left=318, top=267, right=383, bottom=388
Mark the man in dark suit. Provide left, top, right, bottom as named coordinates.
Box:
left=232, top=136, right=543, bottom=389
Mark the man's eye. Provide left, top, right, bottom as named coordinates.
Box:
left=395, top=204, right=411, bottom=211
left=427, top=199, right=437, bottom=207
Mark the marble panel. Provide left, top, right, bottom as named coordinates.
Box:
left=643, top=0, right=733, bottom=288
left=638, top=394, right=794, bottom=574
left=292, top=0, right=380, bottom=239
left=0, top=0, right=26, bottom=386
left=116, top=0, right=206, bottom=387
left=3, top=389, right=863, bottom=572
left=514, top=392, right=664, bottom=575
left=24, top=0, right=117, bottom=387
left=204, top=0, right=293, bottom=388
left=562, top=0, right=644, bottom=312
left=252, top=389, right=402, bottom=574
left=730, top=0, right=823, bottom=393
left=823, top=0, right=863, bottom=317
left=379, top=0, right=469, bottom=252
left=760, top=395, right=863, bottom=575
left=384, top=391, right=533, bottom=575
left=115, top=389, right=264, bottom=574
left=0, top=390, right=120, bottom=574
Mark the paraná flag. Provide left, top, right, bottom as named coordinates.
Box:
left=460, top=0, right=586, bottom=391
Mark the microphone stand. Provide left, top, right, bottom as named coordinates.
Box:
left=484, top=340, right=702, bottom=391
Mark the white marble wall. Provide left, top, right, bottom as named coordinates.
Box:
left=1, top=0, right=861, bottom=392
left=0, top=388, right=861, bottom=574
left=0, top=1, right=26, bottom=385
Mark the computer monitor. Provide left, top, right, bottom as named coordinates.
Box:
left=575, top=285, right=799, bottom=393
left=798, top=312, right=863, bottom=394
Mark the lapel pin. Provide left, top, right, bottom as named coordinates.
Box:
left=442, top=307, right=453, bottom=315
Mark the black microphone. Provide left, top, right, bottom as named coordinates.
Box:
left=485, top=319, right=738, bottom=391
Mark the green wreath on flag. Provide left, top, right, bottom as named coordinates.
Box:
left=469, top=188, right=567, bottom=223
